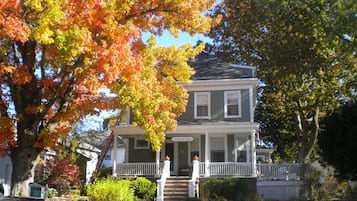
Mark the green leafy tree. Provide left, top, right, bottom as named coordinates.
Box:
left=209, top=0, right=356, bottom=162
left=318, top=102, right=357, bottom=180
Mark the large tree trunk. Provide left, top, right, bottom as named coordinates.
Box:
left=10, top=129, right=41, bottom=197
left=10, top=148, right=41, bottom=197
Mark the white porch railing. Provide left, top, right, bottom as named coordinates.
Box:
left=189, top=159, right=200, bottom=198
left=116, top=162, right=308, bottom=181
left=116, top=162, right=159, bottom=176
left=257, top=163, right=308, bottom=180
left=199, top=162, right=253, bottom=177
left=156, top=160, right=170, bottom=201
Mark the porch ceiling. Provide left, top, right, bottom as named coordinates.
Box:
left=111, top=122, right=259, bottom=137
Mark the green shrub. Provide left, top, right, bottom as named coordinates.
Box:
left=131, top=177, right=156, bottom=200
left=201, top=178, right=255, bottom=201
left=201, top=179, right=224, bottom=200
left=47, top=188, right=58, bottom=198
left=300, top=168, right=351, bottom=200
left=87, top=178, right=134, bottom=201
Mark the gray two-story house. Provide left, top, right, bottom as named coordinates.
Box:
left=111, top=52, right=259, bottom=199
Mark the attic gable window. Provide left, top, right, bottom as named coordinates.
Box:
left=194, top=92, right=210, bottom=119
left=224, top=90, right=241, bottom=118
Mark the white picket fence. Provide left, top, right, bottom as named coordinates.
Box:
left=257, top=163, right=308, bottom=180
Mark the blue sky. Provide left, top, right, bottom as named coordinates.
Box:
left=142, top=31, right=213, bottom=47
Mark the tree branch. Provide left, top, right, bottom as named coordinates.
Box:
left=11, top=41, right=20, bottom=66
left=124, top=6, right=177, bottom=21
left=44, top=56, right=85, bottom=125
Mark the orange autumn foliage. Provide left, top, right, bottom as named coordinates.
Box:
left=0, top=0, right=219, bottom=158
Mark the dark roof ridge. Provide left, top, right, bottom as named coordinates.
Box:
left=188, top=52, right=255, bottom=80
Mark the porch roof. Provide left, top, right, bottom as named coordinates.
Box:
left=111, top=122, right=259, bottom=137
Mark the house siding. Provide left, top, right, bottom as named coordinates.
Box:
left=127, top=138, right=155, bottom=162
left=179, top=89, right=251, bottom=123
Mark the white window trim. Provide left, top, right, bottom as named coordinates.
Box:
left=224, top=90, right=242, bottom=118
left=134, top=138, right=150, bottom=149
left=194, top=92, right=211, bottom=119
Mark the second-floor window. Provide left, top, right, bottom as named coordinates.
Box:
left=224, top=90, right=241, bottom=118
left=194, top=92, right=210, bottom=119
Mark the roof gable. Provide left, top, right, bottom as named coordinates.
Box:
left=188, top=52, right=255, bottom=80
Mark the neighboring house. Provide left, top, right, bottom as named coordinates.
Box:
left=74, top=140, right=101, bottom=184
left=256, top=145, right=275, bottom=164
left=101, top=144, right=126, bottom=168
left=111, top=52, right=260, bottom=199
left=0, top=130, right=126, bottom=197
left=77, top=130, right=126, bottom=169
left=0, top=154, right=12, bottom=197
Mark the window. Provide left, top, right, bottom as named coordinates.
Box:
left=224, top=91, right=241, bottom=118
left=134, top=139, right=150, bottom=149
left=237, top=150, right=247, bottom=162
left=210, top=137, right=225, bottom=162
left=104, top=151, right=111, bottom=160
left=194, top=92, right=210, bottom=119
left=235, top=137, right=247, bottom=162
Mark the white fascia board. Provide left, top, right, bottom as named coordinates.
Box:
left=179, top=78, right=258, bottom=91
left=229, top=64, right=256, bottom=70
left=172, top=123, right=260, bottom=134
left=111, top=123, right=259, bottom=137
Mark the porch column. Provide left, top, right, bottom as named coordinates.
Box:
left=125, top=138, right=129, bottom=163
left=250, top=130, right=257, bottom=177
left=204, top=132, right=210, bottom=177
left=155, top=151, right=160, bottom=177
left=112, top=132, right=117, bottom=177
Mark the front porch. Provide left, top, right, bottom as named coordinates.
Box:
left=115, top=161, right=308, bottom=200
left=112, top=123, right=261, bottom=177
left=110, top=123, right=261, bottom=200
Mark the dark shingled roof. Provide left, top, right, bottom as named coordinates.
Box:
left=188, top=52, right=254, bottom=80
left=77, top=130, right=125, bottom=149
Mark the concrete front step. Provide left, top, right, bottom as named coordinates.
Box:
left=164, top=196, right=188, bottom=201
left=164, top=177, right=189, bottom=201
